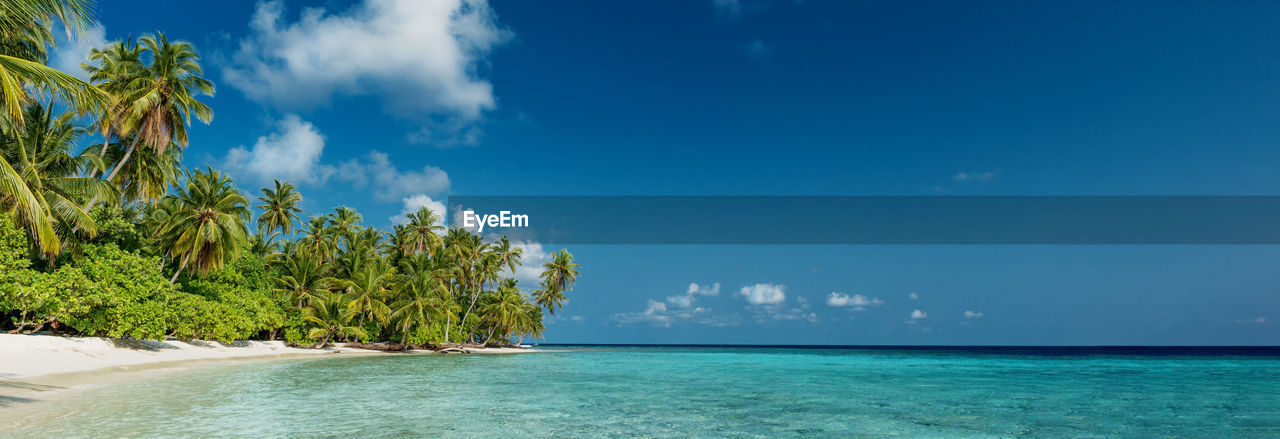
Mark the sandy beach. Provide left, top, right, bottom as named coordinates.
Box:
left=0, top=334, right=533, bottom=382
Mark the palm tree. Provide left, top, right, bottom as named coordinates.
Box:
left=81, top=36, right=143, bottom=174
left=104, top=139, right=181, bottom=204
left=327, top=206, right=361, bottom=248
left=478, top=280, right=531, bottom=344
left=274, top=250, right=333, bottom=308
left=102, top=32, right=213, bottom=184
left=303, top=294, right=365, bottom=348
left=0, top=1, right=108, bottom=256
left=0, top=0, right=107, bottom=131
left=255, top=180, right=302, bottom=238
left=157, top=167, right=249, bottom=282
left=390, top=273, right=444, bottom=345
left=535, top=249, right=579, bottom=315
left=494, top=236, right=523, bottom=274
left=400, top=206, right=444, bottom=256
left=0, top=103, right=116, bottom=258
left=298, top=214, right=334, bottom=261
left=246, top=232, right=280, bottom=259
left=336, top=261, right=394, bottom=333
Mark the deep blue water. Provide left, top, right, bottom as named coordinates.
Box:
left=2, top=345, right=1278, bottom=438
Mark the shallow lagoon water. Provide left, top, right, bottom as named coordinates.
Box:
left=3, top=346, right=1279, bottom=438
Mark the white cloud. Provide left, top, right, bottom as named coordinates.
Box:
left=224, top=0, right=509, bottom=126
left=391, top=194, right=446, bottom=225
left=509, top=240, right=551, bottom=286
left=737, top=283, right=786, bottom=305
left=224, top=115, right=333, bottom=185
left=1237, top=317, right=1266, bottom=324
left=911, top=309, right=928, bottom=319
left=742, top=40, right=772, bottom=58
left=964, top=310, right=984, bottom=318
left=953, top=171, right=997, bottom=182
left=688, top=282, right=721, bottom=296
left=826, top=292, right=884, bottom=310
left=666, top=282, right=720, bottom=309
left=611, top=299, right=738, bottom=328
left=51, top=24, right=107, bottom=80
left=909, top=292, right=919, bottom=300
left=337, top=151, right=450, bottom=201
left=612, top=282, right=743, bottom=327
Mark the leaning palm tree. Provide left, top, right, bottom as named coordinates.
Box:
left=478, top=280, right=531, bottom=344
left=102, top=32, right=213, bottom=183
left=81, top=36, right=143, bottom=174
left=255, top=179, right=302, bottom=238
left=0, top=103, right=116, bottom=259
left=104, top=139, right=181, bottom=204
left=0, top=0, right=108, bottom=256
left=535, top=249, right=578, bottom=315
left=0, top=0, right=107, bottom=131
left=303, top=294, right=365, bottom=348
left=157, top=167, right=249, bottom=282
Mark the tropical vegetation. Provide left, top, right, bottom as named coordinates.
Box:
left=0, top=0, right=576, bottom=348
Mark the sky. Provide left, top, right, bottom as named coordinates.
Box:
left=59, top=0, right=1280, bottom=345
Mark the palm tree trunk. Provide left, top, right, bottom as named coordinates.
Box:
left=169, top=253, right=190, bottom=283
left=104, top=134, right=141, bottom=182
left=94, top=133, right=111, bottom=175
left=444, top=313, right=451, bottom=343
left=460, top=289, right=481, bottom=329
left=86, top=134, right=140, bottom=210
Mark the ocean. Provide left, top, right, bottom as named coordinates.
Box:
left=3, top=345, right=1279, bottom=438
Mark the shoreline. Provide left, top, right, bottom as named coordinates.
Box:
left=0, top=334, right=535, bottom=404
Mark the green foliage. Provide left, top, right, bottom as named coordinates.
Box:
left=87, top=206, right=145, bottom=252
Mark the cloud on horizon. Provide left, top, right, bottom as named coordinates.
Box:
left=826, top=292, right=884, bottom=311
left=737, top=283, right=786, bottom=305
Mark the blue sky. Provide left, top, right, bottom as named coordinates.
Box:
left=63, top=0, right=1280, bottom=344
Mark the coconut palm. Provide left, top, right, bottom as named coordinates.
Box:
left=0, top=0, right=107, bottom=131
left=255, top=180, right=302, bottom=238
left=534, top=249, right=579, bottom=315
left=246, top=232, right=280, bottom=259
left=336, top=260, right=394, bottom=333
left=0, top=103, right=116, bottom=258
left=478, top=280, right=531, bottom=344
left=303, top=294, right=365, bottom=348
left=0, top=1, right=108, bottom=256
left=400, top=206, right=444, bottom=256
left=494, top=236, right=523, bottom=274
left=390, top=273, right=445, bottom=345
left=298, top=215, right=334, bottom=261
left=103, top=140, right=181, bottom=204
left=157, top=167, right=249, bottom=282
left=102, top=32, right=213, bottom=183
left=327, top=206, right=361, bottom=248
left=81, top=36, right=143, bottom=173
left=274, top=250, right=333, bottom=308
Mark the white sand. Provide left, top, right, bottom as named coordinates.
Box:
left=0, top=334, right=536, bottom=380
left=0, top=334, right=367, bottom=379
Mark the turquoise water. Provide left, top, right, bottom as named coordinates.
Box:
left=3, top=346, right=1280, bottom=438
